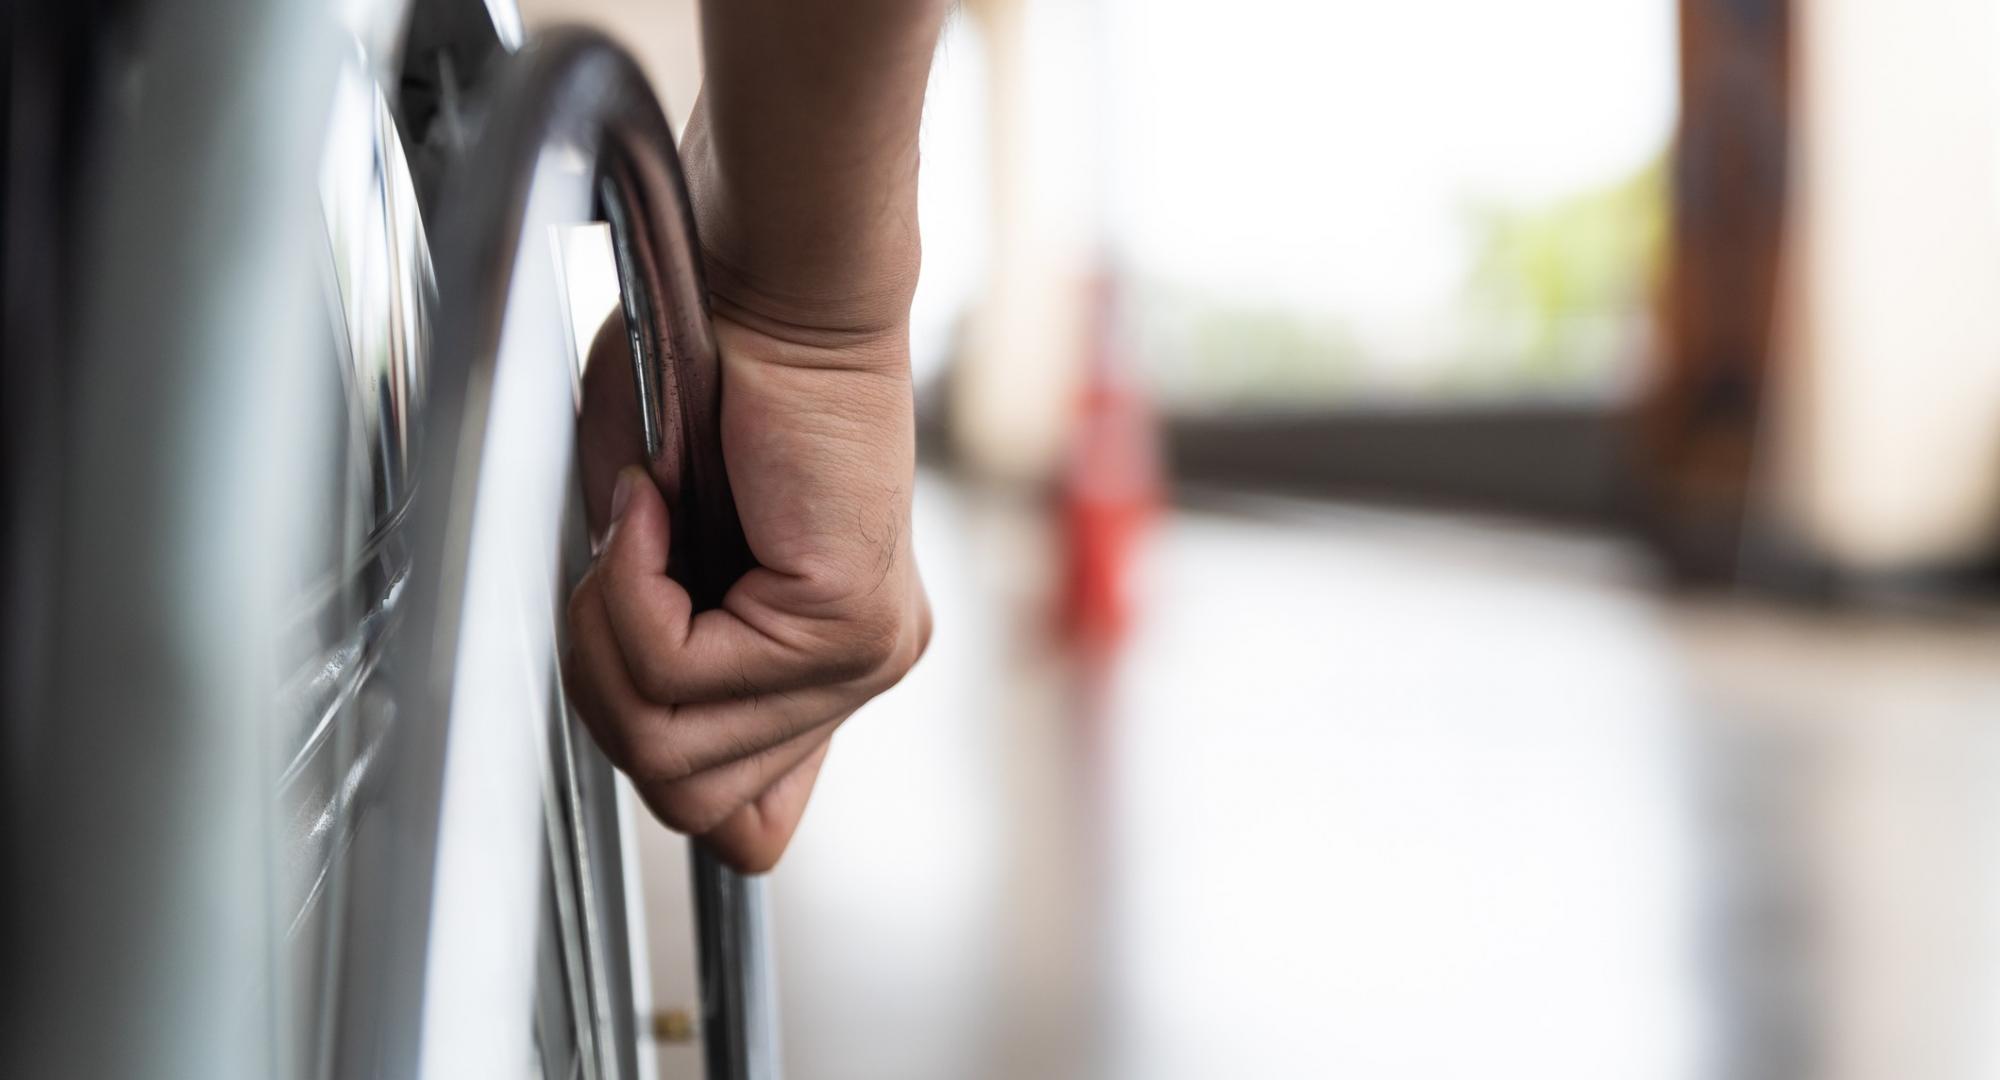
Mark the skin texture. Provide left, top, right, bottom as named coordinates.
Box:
left=563, top=0, right=948, bottom=873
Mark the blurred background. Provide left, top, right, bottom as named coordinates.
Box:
left=532, top=1, right=2000, bottom=1077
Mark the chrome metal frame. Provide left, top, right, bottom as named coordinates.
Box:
left=418, top=30, right=775, bottom=1080
left=3, top=6, right=772, bottom=1072
left=5, top=1, right=344, bottom=1076
left=3, top=5, right=783, bottom=1079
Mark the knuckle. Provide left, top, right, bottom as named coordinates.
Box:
left=828, top=603, right=902, bottom=681
left=897, top=626, right=925, bottom=676
left=880, top=632, right=924, bottom=692
left=722, top=844, right=783, bottom=876
left=849, top=630, right=919, bottom=698
left=647, top=781, right=733, bottom=837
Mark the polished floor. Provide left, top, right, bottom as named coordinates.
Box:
left=635, top=472, right=2000, bottom=1080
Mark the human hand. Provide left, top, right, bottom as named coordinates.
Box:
left=563, top=123, right=932, bottom=876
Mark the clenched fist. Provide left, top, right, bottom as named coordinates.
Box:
left=563, top=0, right=948, bottom=872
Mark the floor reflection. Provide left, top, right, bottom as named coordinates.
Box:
left=653, top=472, right=2000, bottom=1080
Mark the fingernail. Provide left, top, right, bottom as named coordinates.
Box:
left=611, top=468, right=636, bottom=524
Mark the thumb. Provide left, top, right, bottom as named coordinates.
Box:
left=596, top=465, right=704, bottom=701
left=604, top=464, right=673, bottom=580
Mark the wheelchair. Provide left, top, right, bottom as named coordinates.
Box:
left=3, top=1, right=774, bottom=1076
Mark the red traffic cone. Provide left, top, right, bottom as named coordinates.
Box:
left=1057, top=271, right=1162, bottom=652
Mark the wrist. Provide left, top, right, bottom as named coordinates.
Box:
left=681, top=94, right=923, bottom=342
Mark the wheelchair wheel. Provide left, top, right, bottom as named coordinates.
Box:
left=3, top=3, right=769, bottom=1077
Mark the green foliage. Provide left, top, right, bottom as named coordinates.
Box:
left=1457, top=156, right=1668, bottom=383
left=1134, top=155, right=1669, bottom=408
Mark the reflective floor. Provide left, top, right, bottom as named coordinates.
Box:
left=640, top=471, right=2000, bottom=1080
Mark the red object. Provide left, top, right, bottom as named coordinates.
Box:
left=1057, top=272, right=1162, bottom=651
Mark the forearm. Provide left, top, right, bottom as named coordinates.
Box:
left=687, top=0, right=951, bottom=338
